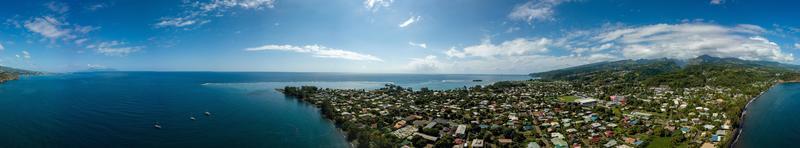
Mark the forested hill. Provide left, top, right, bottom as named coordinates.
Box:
left=0, top=66, right=39, bottom=83
left=530, top=55, right=800, bottom=88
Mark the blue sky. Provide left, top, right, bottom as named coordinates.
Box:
left=0, top=0, right=799, bottom=74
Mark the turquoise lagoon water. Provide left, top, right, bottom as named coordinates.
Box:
left=0, top=72, right=530, bottom=147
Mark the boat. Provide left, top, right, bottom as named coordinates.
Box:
left=153, top=121, right=162, bottom=129
left=472, top=79, right=483, bottom=82
left=204, top=112, right=211, bottom=116
left=190, top=117, right=196, bottom=121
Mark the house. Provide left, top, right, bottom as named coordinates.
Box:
left=424, top=121, right=437, bottom=129
left=575, top=98, right=598, bottom=106
left=604, top=139, right=617, bottom=147
left=394, top=120, right=407, bottom=129
left=455, top=125, right=467, bottom=137
left=392, top=126, right=418, bottom=138
left=414, top=132, right=438, bottom=141
left=604, top=130, right=614, bottom=137
left=471, top=139, right=484, bottom=148
left=498, top=138, right=513, bottom=144
left=623, top=137, right=636, bottom=144
left=527, top=142, right=540, bottom=148
left=550, top=138, right=568, bottom=148
left=716, top=130, right=727, bottom=136
left=610, top=95, right=626, bottom=105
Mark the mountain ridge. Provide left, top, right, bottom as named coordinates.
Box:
left=530, top=55, right=800, bottom=87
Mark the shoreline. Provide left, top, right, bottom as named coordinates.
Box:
left=278, top=89, right=355, bottom=148
left=728, top=82, right=795, bottom=148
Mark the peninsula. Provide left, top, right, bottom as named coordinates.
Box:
left=280, top=55, right=800, bottom=148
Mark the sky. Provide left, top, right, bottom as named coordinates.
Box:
left=0, top=0, right=799, bottom=74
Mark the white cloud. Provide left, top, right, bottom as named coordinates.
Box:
left=23, top=16, right=96, bottom=41
left=45, top=2, right=69, bottom=14
left=364, top=0, right=393, bottom=11
left=398, top=16, right=420, bottom=28
left=572, top=43, right=613, bottom=53
left=86, top=41, right=143, bottom=56
left=408, top=42, right=427, bottom=48
left=405, top=54, right=617, bottom=74
left=508, top=0, right=570, bottom=23
left=505, top=27, right=521, bottom=33
left=733, top=24, right=766, bottom=34
left=445, top=38, right=552, bottom=58
left=595, top=23, right=794, bottom=62
left=24, top=16, right=70, bottom=39
left=74, top=38, right=89, bottom=45
left=156, top=0, right=276, bottom=28
left=86, top=3, right=107, bottom=11
left=795, top=43, right=800, bottom=49
left=155, top=17, right=209, bottom=28
left=710, top=0, right=724, bottom=5
left=0, top=42, right=4, bottom=51
left=200, top=0, right=276, bottom=10
left=21, top=50, right=31, bottom=59
left=406, top=55, right=449, bottom=73
left=246, top=44, right=383, bottom=61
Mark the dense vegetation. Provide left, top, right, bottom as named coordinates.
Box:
left=531, top=55, right=800, bottom=88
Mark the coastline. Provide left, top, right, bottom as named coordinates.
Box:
left=277, top=89, right=355, bottom=148
left=728, top=81, right=797, bottom=148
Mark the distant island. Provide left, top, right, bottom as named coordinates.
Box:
left=0, top=66, right=39, bottom=83
left=279, top=55, right=800, bottom=148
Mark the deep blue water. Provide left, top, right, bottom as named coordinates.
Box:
left=0, top=72, right=530, bottom=148
left=736, top=83, right=800, bottom=147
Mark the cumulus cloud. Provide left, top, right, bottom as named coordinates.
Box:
left=710, top=0, right=724, bottom=5
left=408, top=42, right=427, bottom=48
left=508, top=0, right=570, bottom=23
left=594, top=23, right=794, bottom=62
left=445, top=38, right=552, bottom=58
left=398, top=16, right=420, bottom=28
left=156, top=0, right=276, bottom=28
left=406, top=55, right=448, bottom=73
left=246, top=44, right=383, bottom=61
left=364, top=0, right=393, bottom=11
left=86, top=41, right=143, bottom=56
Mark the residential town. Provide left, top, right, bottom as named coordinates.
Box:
left=280, top=79, right=773, bottom=148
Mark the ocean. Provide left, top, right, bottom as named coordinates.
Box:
left=736, top=82, right=800, bottom=147
left=0, top=72, right=531, bottom=148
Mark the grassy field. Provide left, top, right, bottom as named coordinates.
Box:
left=646, top=137, right=672, bottom=148
left=646, top=137, right=690, bottom=148
left=558, top=96, right=580, bottom=102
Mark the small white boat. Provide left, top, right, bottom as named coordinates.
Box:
left=153, top=122, right=162, bottom=129
left=204, top=112, right=211, bottom=116
left=190, top=117, right=196, bottom=120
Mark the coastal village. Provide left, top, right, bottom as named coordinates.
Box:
left=281, top=78, right=774, bottom=148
